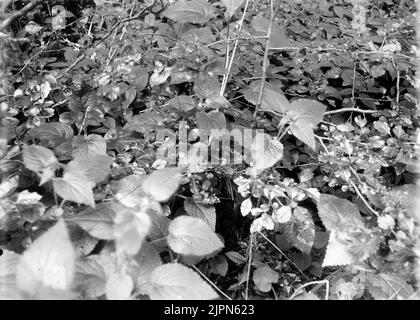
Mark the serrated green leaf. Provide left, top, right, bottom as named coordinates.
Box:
left=317, top=194, right=365, bottom=231
left=168, top=215, right=224, bottom=257
left=221, top=0, right=244, bottom=17
left=66, top=153, right=113, bottom=184
left=72, top=134, right=107, bottom=156
left=53, top=171, right=95, bottom=207
left=149, top=263, right=218, bottom=300
left=163, top=0, right=215, bottom=24
left=16, top=220, right=76, bottom=299
left=142, top=167, right=182, bottom=202
left=23, top=145, right=58, bottom=185
left=0, top=250, right=20, bottom=299
left=253, top=266, right=279, bottom=292
left=64, top=203, right=115, bottom=239
left=184, top=198, right=216, bottom=230
left=27, top=122, right=74, bottom=147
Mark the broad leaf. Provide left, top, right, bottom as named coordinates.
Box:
left=113, top=173, right=148, bottom=207
left=23, top=145, right=58, bottom=185
left=72, top=134, right=107, bottom=157
left=64, top=203, right=115, bottom=239
left=253, top=266, right=279, bottom=292
left=221, top=0, right=244, bottom=18
left=106, top=271, right=133, bottom=300
left=167, top=215, right=224, bottom=257
left=245, top=133, right=283, bottom=171
left=196, top=111, right=227, bottom=135
left=134, top=242, right=162, bottom=295
left=367, top=273, right=414, bottom=300
left=184, top=198, right=216, bottom=230
left=163, top=0, right=215, bottom=24
left=66, top=153, right=113, bottom=184
left=288, top=99, right=326, bottom=150
left=251, top=16, right=291, bottom=48
left=53, top=171, right=95, bottom=207
left=323, top=229, right=355, bottom=267
left=149, top=263, right=218, bottom=299
left=317, top=194, right=365, bottom=231
left=0, top=250, right=20, bottom=299
left=27, top=122, right=74, bottom=147
left=166, top=95, right=196, bottom=112
left=113, top=206, right=151, bottom=255
left=142, top=167, right=182, bottom=202
left=16, top=220, right=76, bottom=299
left=242, top=81, right=290, bottom=114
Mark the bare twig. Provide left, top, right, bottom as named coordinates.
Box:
left=257, top=231, right=309, bottom=280
left=245, top=233, right=254, bottom=300
left=220, top=0, right=251, bottom=96
left=289, top=280, right=330, bottom=300
left=324, top=108, right=378, bottom=115
left=191, top=265, right=232, bottom=300
left=0, top=0, right=46, bottom=31
left=253, top=0, right=276, bottom=120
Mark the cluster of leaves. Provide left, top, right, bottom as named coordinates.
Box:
left=0, top=0, right=419, bottom=300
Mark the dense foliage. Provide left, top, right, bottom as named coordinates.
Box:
left=0, top=0, right=419, bottom=300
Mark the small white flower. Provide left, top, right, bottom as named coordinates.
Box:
left=377, top=214, right=395, bottom=230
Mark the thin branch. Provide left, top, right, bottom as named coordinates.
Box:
left=220, top=0, right=251, bottom=96
left=253, top=0, right=276, bottom=120
left=257, top=231, right=309, bottom=280
left=191, top=265, right=232, bottom=300
left=245, top=233, right=254, bottom=300
left=324, top=108, right=378, bottom=115
left=289, top=280, right=330, bottom=300
left=349, top=179, right=379, bottom=216
left=0, top=0, right=46, bottom=31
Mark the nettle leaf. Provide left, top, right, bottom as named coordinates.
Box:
left=253, top=266, right=279, bottom=292
left=242, top=81, right=290, bottom=114
left=184, top=198, right=216, bottom=230
left=64, top=203, right=115, bottom=240
left=142, top=167, right=182, bottom=202
left=251, top=16, right=291, bottom=48
left=291, top=207, right=315, bottom=254
left=163, top=0, right=215, bottom=24
left=149, top=263, right=219, bottom=300
left=166, top=95, right=196, bottom=112
left=134, top=242, right=162, bottom=295
left=113, top=173, right=148, bottom=207
left=240, top=197, right=252, bottom=216
left=367, top=273, right=414, bottom=300
left=0, top=250, right=20, bottom=299
left=53, top=171, right=96, bottom=208
left=167, top=215, right=224, bottom=257
left=288, top=99, right=326, bottom=150
left=27, top=122, right=74, bottom=147
left=66, top=153, right=113, bottom=184
left=194, top=76, right=220, bottom=98
left=196, top=111, right=227, bottom=135
left=113, top=206, right=152, bottom=255
left=23, top=145, right=58, bottom=185
left=221, top=0, right=244, bottom=18
left=72, top=134, right=107, bottom=156
left=317, top=194, right=365, bottom=231
left=208, top=255, right=228, bottom=277
left=147, top=211, right=170, bottom=241
left=16, top=220, right=76, bottom=299
left=74, top=253, right=114, bottom=299
left=245, top=133, right=283, bottom=171
left=106, top=271, right=134, bottom=300
left=323, top=229, right=355, bottom=267
left=123, top=112, right=164, bottom=135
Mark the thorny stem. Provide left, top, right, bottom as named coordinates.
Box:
left=191, top=265, right=232, bottom=300
left=289, top=280, right=330, bottom=300
left=220, top=0, right=251, bottom=96
left=253, top=0, right=277, bottom=121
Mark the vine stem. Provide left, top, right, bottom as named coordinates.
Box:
left=191, top=265, right=232, bottom=300
left=245, top=233, right=254, bottom=300
left=324, top=108, right=378, bottom=115
left=289, top=280, right=330, bottom=300
left=349, top=179, right=379, bottom=217
left=219, top=0, right=251, bottom=96
left=253, top=0, right=276, bottom=120
left=257, top=231, right=309, bottom=280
